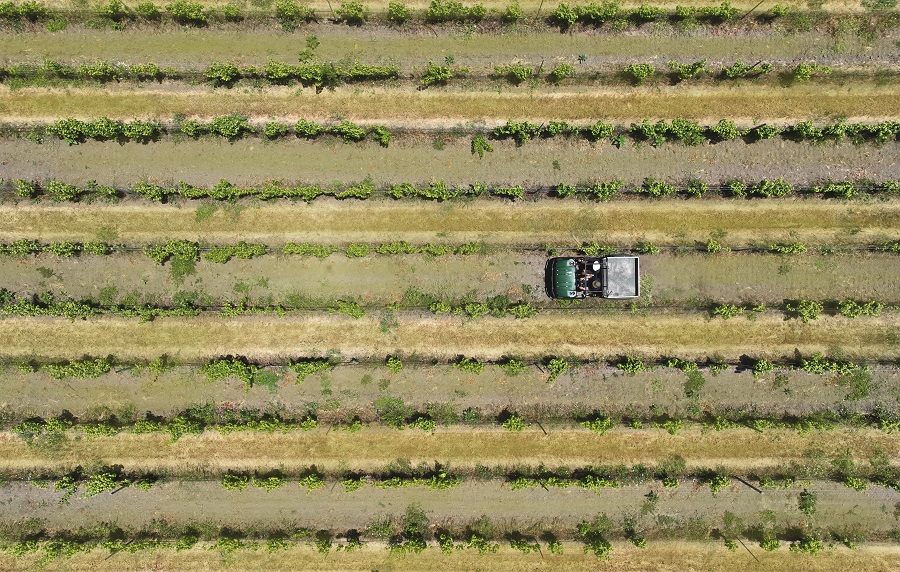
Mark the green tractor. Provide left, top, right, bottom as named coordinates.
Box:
left=546, top=256, right=640, bottom=299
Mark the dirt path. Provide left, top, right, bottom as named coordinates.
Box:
left=3, top=84, right=899, bottom=121
left=2, top=251, right=899, bottom=306
left=0, top=201, right=896, bottom=245
left=1, top=542, right=897, bottom=572
left=5, top=137, right=899, bottom=187
left=1, top=480, right=896, bottom=534
left=0, top=311, right=897, bottom=361
left=0, top=427, right=894, bottom=473
left=1, top=28, right=893, bottom=67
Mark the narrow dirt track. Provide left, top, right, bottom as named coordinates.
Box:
left=0, top=201, right=897, bottom=245
left=0, top=427, right=894, bottom=473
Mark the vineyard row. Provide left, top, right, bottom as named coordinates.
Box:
left=1, top=239, right=897, bottom=266
left=12, top=116, right=900, bottom=147
left=8, top=177, right=899, bottom=202
left=0, top=0, right=880, bottom=32
left=0, top=514, right=858, bottom=563
left=0, top=458, right=895, bottom=500
left=1, top=58, right=873, bottom=90
left=0, top=286, right=893, bottom=322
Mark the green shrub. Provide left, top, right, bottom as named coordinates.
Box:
left=425, top=0, right=486, bottom=22
left=344, top=243, right=371, bottom=257
left=785, top=299, right=823, bottom=323
left=581, top=415, right=614, bottom=434
left=14, top=179, right=38, bottom=198
left=752, top=358, right=775, bottom=378
left=496, top=61, right=535, bottom=84
left=165, top=0, right=207, bottom=24
left=283, top=242, right=336, bottom=257
left=222, top=4, right=243, bottom=20
left=387, top=1, right=410, bottom=22
left=632, top=3, right=661, bottom=20
left=710, top=118, right=741, bottom=141
left=456, top=357, right=485, bottom=374
left=502, top=414, right=527, bottom=431
left=617, top=356, right=644, bottom=375
left=275, top=0, right=315, bottom=29
left=201, top=357, right=258, bottom=390
left=208, top=113, right=252, bottom=139
left=385, top=355, right=403, bottom=374
left=180, top=119, right=205, bottom=137
left=501, top=1, right=522, bottom=22
left=135, top=1, right=161, bottom=18
left=721, top=60, right=772, bottom=79
left=623, top=63, right=654, bottom=84
left=548, top=2, right=578, bottom=27
left=707, top=473, right=731, bottom=495
left=205, top=62, right=241, bottom=87
left=294, top=119, right=324, bottom=138
left=335, top=0, right=368, bottom=24
left=263, top=121, right=290, bottom=139
left=769, top=241, right=806, bottom=254
left=793, top=62, right=831, bottom=82
left=712, top=303, right=743, bottom=319
left=790, top=536, right=824, bottom=555
left=290, top=359, right=331, bottom=382
left=667, top=59, right=706, bottom=81
left=43, top=358, right=112, bottom=379
left=471, top=134, right=494, bottom=158
left=333, top=300, right=365, bottom=319
left=837, top=299, right=883, bottom=318
left=369, top=125, right=391, bottom=147
left=221, top=473, right=250, bottom=491
left=330, top=120, right=367, bottom=142
left=421, top=62, right=453, bottom=87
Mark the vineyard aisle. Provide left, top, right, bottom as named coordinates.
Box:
left=0, top=313, right=896, bottom=360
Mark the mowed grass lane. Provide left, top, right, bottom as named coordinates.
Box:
left=0, top=313, right=896, bottom=360
left=0, top=427, right=895, bottom=473
left=0, top=201, right=897, bottom=245
left=3, top=84, right=899, bottom=121
left=1, top=543, right=898, bottom=572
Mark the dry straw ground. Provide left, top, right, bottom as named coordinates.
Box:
left=0, top=427, right=895, bottom=473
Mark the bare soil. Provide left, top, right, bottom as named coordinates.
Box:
left=0, top=480, right=896, bottom=535
left=3, top=137, right=900, bottom=188
left=1, top=251, right=898, bottom=306
left=1, top=26, right=894, bottom=67
left=1, top=361, right=896, bottom=421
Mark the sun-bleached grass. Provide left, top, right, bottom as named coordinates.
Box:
left=0, top=201, right=897, bottom=245
left=2, top=84, right=898, bottom=122
left=0, top=426, right=895, bottom=473
left=0, top=312, right=896, bottom=361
